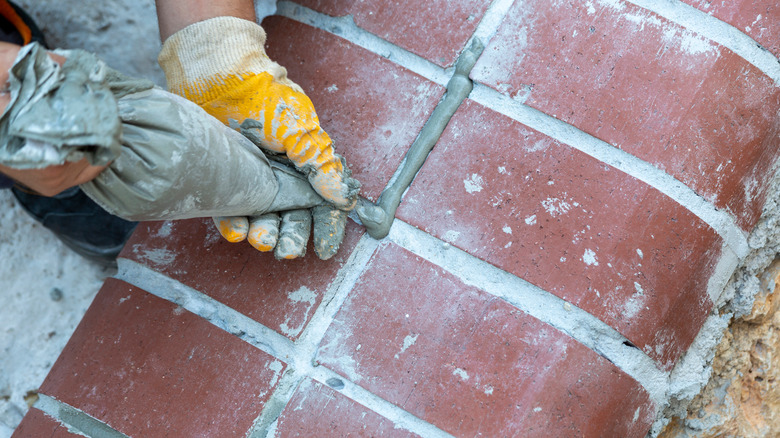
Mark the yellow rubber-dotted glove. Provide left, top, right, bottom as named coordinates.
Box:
left=158, top=16, right=360, bottom=259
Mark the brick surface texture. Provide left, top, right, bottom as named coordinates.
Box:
left=16, top=1, right=780, bottom=437
left=292, top=0, right=490, bottom=67
left=471, top=0, right=780, bottom=230
left=316, top=243, right=655, bottom=437
left=397, top=99, right=723, bottom=370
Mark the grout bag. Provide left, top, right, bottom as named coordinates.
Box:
left=0, top=42, right=327, bottom=221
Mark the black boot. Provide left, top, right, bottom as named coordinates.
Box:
left=12, top=186, right=138, bottom=267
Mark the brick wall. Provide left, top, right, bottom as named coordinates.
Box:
left=14, top=0, right=780, bottom=437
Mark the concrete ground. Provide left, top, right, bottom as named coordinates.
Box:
left=0, top=190, right=107, bottom=437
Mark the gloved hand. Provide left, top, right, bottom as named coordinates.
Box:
left=158, top=16, right=360, bottom=258
left=0, top=43, right=347, bottom=259
left=226, top=158, right=349, bottom=260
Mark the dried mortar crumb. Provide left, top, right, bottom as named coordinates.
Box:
left=660, top=262, right=780, bottom=437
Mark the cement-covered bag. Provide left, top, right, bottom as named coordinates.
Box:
left=0, top=43, right=324, bottom=221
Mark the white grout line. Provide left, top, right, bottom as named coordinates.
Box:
left=626, top=0, right=780, bottom=85
left=387, top=220, right=670, bottom=406
left=246, top=369, right=304, bottom=438
left=35, top=394, right=128, bottom=438
left=469, top=84, right=751, bottom=260
left=466, top=0, right=515, bottom=50
left=245, top=234, right=379, bottom=437
left=309, top=366, right=455, bottom=438
left=295, top=235, right=379, bottom=357
left=708, top=242, right=741, bottom=304
left=262, top=234, right=452, bottom=438
left=115, top=259, right=297, bottom=362
left=275, top=1, right=450, bottom=87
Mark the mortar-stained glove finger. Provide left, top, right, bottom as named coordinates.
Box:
left=257, top=205, right=347, bottom=260
left=213, top=216, right=250, bottom=243
left=158, top=16, right=361, bottom=210
left=211, top=214, right=286, bottom=253
left=213, top=162, right=349, bottom=260
left=274, top=209, right=310, bottom=259
left=275, top=206, right=348, bottom=260
left=216, top=208, right=347, bottom=260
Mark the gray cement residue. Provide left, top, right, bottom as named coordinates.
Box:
left=357, top=38, right=485, bottom=239
left=325, top=377, right=345, bottom=390
left=36, top=394, right=128, bottom=438
left=625, top=0, right=780, bottom=85
left=274, top=210, right=311, bottom=259
left=312, top=206, right=347, bottom=260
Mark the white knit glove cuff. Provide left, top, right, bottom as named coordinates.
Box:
left=158, top=16, right=302, bottom=103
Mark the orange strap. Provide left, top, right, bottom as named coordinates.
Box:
left=0, top=0, right=31, bottom=45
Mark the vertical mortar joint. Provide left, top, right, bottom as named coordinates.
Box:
left=357, top=38, right=486, bottom=239
left=34, top=394, right=129, bottom=438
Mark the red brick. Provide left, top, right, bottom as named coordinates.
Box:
left=262, top=16, right=446, bottom=200
left=317, top=244, right=656, bottom=437
left=120, top=219, right=363, bottom=341
left=288, top=0, right=489, bottom=68
left=397, top=100, right=723, bottom=370
left=680, top=0, right=780, bottom=57
left=471, top=0, right=780, bottom=230
left=12, top=409, right=81, bottom=438
left=39, top=279, right=284, bottom=438
left=274, top=378, right=418, bottom=437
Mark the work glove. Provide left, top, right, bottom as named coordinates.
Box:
left=0, top=43, right=346, bottom=259
left=158, top=16, right=360, bottom=259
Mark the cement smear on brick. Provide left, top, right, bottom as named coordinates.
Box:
left=469, top=83, right=750, bottom=259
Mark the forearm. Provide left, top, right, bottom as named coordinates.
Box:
left=0, top=160, right=107, bottom=196
left=155, top=0, right=256, bottom=41
left=0, top=42, right=21, bottom=110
